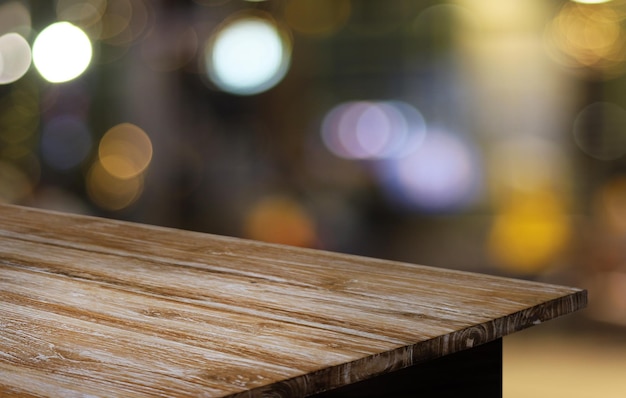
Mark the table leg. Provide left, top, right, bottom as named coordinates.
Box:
left=312, top=338, right=502, bottom=397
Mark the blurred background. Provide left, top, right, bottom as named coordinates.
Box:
left=0, top=0, right=625, bottom=395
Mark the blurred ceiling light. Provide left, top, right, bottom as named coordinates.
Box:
left=243, top=195, right=317, bottom=247
left=32, top=22, right=92, bottom=83
left=0, top=32, right=31, bottom=85
left=545, top=2, right=626, bottom=77
left=86, top=159, right=144, bottom=211
left=98, top=123, right=153, bottom=179
left=488, top=191, right=571, bottom=274
left=284, top=0, right=351, bottom=38
left=323, top=101, right=395, bottom=160
left=572, top=0, right=613, bottom=3
left=375, top=130, right=482, bottom=213
left=455, top=0, right=540, bottom=32
left=321, top=100, right=426, bottom=160
left=205, top=14, right=291, bottom=95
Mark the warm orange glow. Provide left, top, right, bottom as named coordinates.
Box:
left=243, top=195, right=317, bottom=247
left=545, top=2, right=626, bottom=77
left=86, top=159, right=144, bottom=211
left=488, top=192, right=571, bottom=274
left=98, top=123, right=152, bottom=179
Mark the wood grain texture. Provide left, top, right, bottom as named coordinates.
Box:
left=0, top=204, right=586, bottom=397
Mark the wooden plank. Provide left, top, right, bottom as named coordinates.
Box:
left=0, top=204, right=586, bottom=397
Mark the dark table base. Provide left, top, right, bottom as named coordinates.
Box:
left=313, top=338, right=502, bottom=397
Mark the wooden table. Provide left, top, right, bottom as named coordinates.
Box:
left=0, top=204, right=586, bottom=397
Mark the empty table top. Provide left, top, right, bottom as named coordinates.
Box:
left=0, top=204, right=586, bottom=397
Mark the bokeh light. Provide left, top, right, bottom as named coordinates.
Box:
left=243, top=195, right=317, bottom=247
left=40, top=115, right=93, bottom=171
left=100, top=0, right=152, bottom=47
left=88, top=121, right=152, bottom=211
left=56, top=0, right=107, bottom=31
left=100, top=0, right=133, bottom=42
left=456, top=0, right=542, bottom=32
left=86, top=159, right=144, bottom=210
left=545, top=2, right=626, bottom=78
left=205, top=14, right=292, bottom=95
left=572, top=0, right=614, bottom=4
left=32, top=22, right=92, bottom=83
left=98, top=123, right=152, bottom=179
left=55, top=0, right=153, bottom=64
left=573, top=102, right=626, bottom=161
left=284, top=0, right=351, bottom=38
left=488, top=191, right=571, bottom=275
left=321, top=100, right=426, bottom=160
left=0, top=33, right=31, bottom=85
left=375, top=130, right=482, bottom=212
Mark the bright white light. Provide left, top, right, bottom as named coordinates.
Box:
left=32, top=22, right=92, bottom=83
left=207, top=17, right=290, bottom=95
left=0, top=33, right=32, bottom=84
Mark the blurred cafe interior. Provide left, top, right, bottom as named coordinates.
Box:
left=1, top=0, right=626, bottom=396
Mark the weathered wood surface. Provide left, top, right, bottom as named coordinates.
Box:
left=0, top=204, right=586, bottom=397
